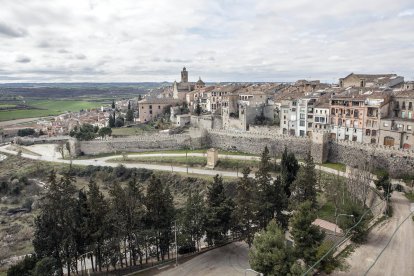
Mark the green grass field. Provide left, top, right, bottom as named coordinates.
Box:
left=321, top=162, right=346, bottom=172
left=0, top=104, right=17, bottom=108
left=109, top=156, right=208, bottom=167
left=0, top=100, right=106, bottom=121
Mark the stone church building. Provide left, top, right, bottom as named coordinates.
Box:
left=173, top=67, right=205, bottom=100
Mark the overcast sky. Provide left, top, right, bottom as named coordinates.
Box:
left=0, top=0, right=413, bottom=83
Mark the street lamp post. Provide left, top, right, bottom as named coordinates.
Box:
left=174, top=220, right=178, bottom=267
left=334, top=214, right=354, bottom=236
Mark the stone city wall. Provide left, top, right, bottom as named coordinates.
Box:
left=78, top=131, right=207, bottom=155
left=330, top=139, right=414, bottom=178
left=205, top=129, right=312, bottom=159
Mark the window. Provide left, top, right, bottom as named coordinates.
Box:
left=409, top=112, right=412, bottom=119
left=402, top=111, right=405, bottom=118
left=408, top=125, right=412, bottom=131
left=300, top=113, right=305, bottom=119
left=149, top=105, right=152, bottom=109
left=366, top=129, right=371, bottom=135
left=149, top=110, right=152, bottom=114
left=372, top=130, right=377, bottom=136
left=308, top=122, right=312, bottom=128
left=383, top=122, right=389, bottom=127
left=158, top=105, right=161, bottom=109
left=300, top=120, right=305, bottom=126
left=315, top=117, right=320, bottom=122
left=409, top=102, right=413, bottom=109
left=354, top=110, right=359, bottom=118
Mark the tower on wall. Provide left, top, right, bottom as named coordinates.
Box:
left=311, top=130, right=329, bottom=163
left=181, top=67, right=188, bottom=83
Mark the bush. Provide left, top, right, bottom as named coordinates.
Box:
left=7, top=254, right=37, bottom=276
left=178, top=245, right=196, bottom=255
left=32, top=257, right=58, bottom=276
left=17, top=128, right=36, bottom=137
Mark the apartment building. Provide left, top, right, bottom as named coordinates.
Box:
left=379, top=90, right=414, bottom=148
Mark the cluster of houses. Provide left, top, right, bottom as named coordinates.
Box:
left=138, top=68, right=414, bottom=149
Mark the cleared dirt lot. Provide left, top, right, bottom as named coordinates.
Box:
left=335, top=192, right=414, bottom=276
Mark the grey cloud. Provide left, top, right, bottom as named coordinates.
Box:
left=37, top=41, right=52, bottom=48
left=58, top=49, right=70, bottom=54
left=75, top=54, right=87, bottom=60
left=0, top=22, right=26, bottom=37
left=16, top=56, right=31, bottom=63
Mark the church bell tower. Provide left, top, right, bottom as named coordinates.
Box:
left=181, top=67, right=188, bottom=83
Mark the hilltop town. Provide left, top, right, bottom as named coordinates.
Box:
left=3, top=67, right=413, bottom=151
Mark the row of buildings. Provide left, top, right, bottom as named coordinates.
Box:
left=138, top=69, right=414, bottom=149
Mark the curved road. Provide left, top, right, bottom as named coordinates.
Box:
left=158, top=242, right=251, bottom=276
left=334, top=192, right=414, bottom=276
left=0, top=144, right=348, bottom=179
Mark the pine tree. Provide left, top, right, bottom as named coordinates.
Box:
left=255, top=146, right=274, bottom=229
left=291, top=201, right=324, bottom=265
left=87, top=179, right=109, bottom=272
left=33, top=170, right=78, bottom=276
left=128, top=101, right=131, bottom=110
left=145, top=175, right=175, bottom=261
left=291, top=151, right=317, bottom=208
left=234, top=167, right=258, bottom=247
left=205, top=174, right=234, bottom=246
left=182, top=190, right=205, bottom=251
left=249, top=220, right=292, bottom=275
left=108, top=114, right=115, bottom=128
left=126, top=109, right=134, bottom=122
left=280, top=147, right=299, bottom=198
left=273, top=176, right=289, bottom=229
left=111, top=100, right=115, bottom=109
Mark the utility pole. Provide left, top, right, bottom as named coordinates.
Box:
left=175, top=220, right=178, bottom=266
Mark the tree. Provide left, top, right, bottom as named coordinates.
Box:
left=108, top=114, right=115, bottom=128
left=181, top=190, right=205, bottom=251
left=291, top=151, right=317, bottom=208
left=234, top=167, right=258, bottom=247
left=255, top=146, right=274, bottom=229
left=273, top=176, right=289, bottom=229
left=69, top=124, right=98, bottom=141
left=204, top=174, right=234, bottom=246
left=32, top=257, right=58, bottom=276
left=126, top=109, right=134, bottom=122
left=375, top=171, right=393, bottom=200
left=290, top=201, right=324, bottom=265
left=145, top=175, right=175, bottom=261
left=7, top=255, right=37, bottom=276
left=128, top=101, right=131, bottom=110
left=249, top=220, right=292, bottom=276
left=55, top=141, right=66, bottom=159
left=98, top=127, right=112, bottom=139
left=17, top=128, right=36, bottom=137
left=195, top=103, right=202, bottom=116
left=86, top=179, right=109, bottom=272
left=111, top=100, right=115, bottom=109
left=115, top=117, right=124, bottom=128
left=33, top=170, right=78, bottom=275
left=280, top=147, right=299, bottom=198
left=340, top=204, right=369, bottom=243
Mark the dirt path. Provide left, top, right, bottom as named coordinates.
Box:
left=335, top=192, right=414, bottom=276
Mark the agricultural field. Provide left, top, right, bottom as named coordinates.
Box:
left=0, top=99, right=107, bottom=121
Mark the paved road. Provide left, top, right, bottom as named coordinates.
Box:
left=0, top=144, right=349, bottom=180
left=157, top=242, right=251, bottom=276
left=0, top=116, right=53, bottom=127
left=334, top=192, right=414, bottom=276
